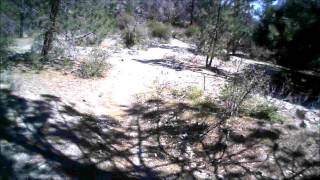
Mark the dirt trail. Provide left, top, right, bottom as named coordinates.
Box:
left=12, top=39, right=222, bottom=118
left=102, top=39, right=218, bottom=107
left=10, top=37, right=319, bottom=124
left=3, top=37, right=319, bottom=179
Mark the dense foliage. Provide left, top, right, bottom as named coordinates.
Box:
left=59, top=0, right=116, bottom=45
left=254, top=0, right=320, bottom=71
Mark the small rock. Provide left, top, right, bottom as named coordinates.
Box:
left=296, top=109, right=306, bottom=119
left=300, top=120, right=307, bottom=128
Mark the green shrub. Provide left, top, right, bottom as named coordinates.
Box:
left=122, top=25, right=145, bottom=48
left=268, top=111, right=285, bottom=122
left=186, top=86, right=204, bottom=101
left=195, top=96, right=219, bottom=112
left=78, top=49, right=110, bottom=78
left=94, top=16, right=116, bottom=44
left=171, top=88, right=185, bottom=98
left=185, top=25, right=200, bottom=37
left=0, top=58, right=12, bottom=72
left=0, top=70, right=16, bottom=91
left=76, top=33, right=98, bottom=46
left=219, top=68, right=269, bottom=117
left=0, top=36, right=11, bottom=55
left=148, top=21, right=171, bottom=40
left=23, top=52, right=45, bottom=71
left=60, top=57, right=74, bottom=70
left=123, top=29, right=135, bottom=48
left=172, top=30, right=185, bottom=39
left=249, top=104, right=278, bottom=120
left=241, top=98, right=285, bottom=121
left=79, top=59, right=107, bottom=78
left=170, top=86, right=204, bottom=101
left=31, top=57, right=44, bottom=71
left=117, top=13, right=135, bottom=30
left=170, top=16, right=187, bottom=28
left=0, top=36, right=13, bottom=71
left=172, top=31, right=179, bottom=38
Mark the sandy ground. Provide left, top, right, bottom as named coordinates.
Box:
left=10, top=37, right=318, bottom=124
left=1, top=37, right=319, bottom=179
left=11, top=38, right=226, bottom=118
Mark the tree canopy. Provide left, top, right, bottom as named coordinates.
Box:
left=254, top=0, right=320, bottom=71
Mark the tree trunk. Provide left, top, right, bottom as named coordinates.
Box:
left=190, top=0, right=195, bottom=25
left=206, top=32, right=215, bottom=67
left=41, top=0, right=60, bottom=57
left=227, top=0, right=243, bottom=58
left=19, top=12, right=24, bottom=38
left=19, top=0, right=25, bottom=38
left=207, top=0, right=222, bottom=67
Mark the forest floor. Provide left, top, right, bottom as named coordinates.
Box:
left=1, top=36, right=319, bottom=179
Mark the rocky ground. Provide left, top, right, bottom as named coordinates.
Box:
left=1, top=37, right=319, bottom=179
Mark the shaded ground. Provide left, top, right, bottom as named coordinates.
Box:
left=1, top=37, right=319, bottom=179
left=1, top=88, right=319, bottom=179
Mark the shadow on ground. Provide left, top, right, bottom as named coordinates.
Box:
left=134, top=47, right=320, bottom=108
left=238, top=63, right=320, bottom=108
left=1, top=87, right=318, bottom=179
left=148, top=43, right=196, bottom=54
left=132, top=58, right=204, bottom=73
left=0, top=89, right=158, bottom=179
left=125, top=98, right=320, bottom=179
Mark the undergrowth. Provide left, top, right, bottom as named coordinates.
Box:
left=241, top=97, right=286, bottom=121
left=148, top=21, right=171, bottom=40
left=78, top=49, right=110, bottom=78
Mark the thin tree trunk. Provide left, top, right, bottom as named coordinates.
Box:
left=190, top=0, right=195, bottom=25
left=207, top=1, right=222, bottom=67
left=19, top=12, right=24, bottom=38
left=227, top=0, right=241, bottom=57
left=19, top=0, right=24, bottom=38
left=41, top=0, right=60, bottom=57
left=206, top=33, right=215, bottom=67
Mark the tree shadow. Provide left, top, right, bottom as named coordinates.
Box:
left=148, top=43, right=195, bottom=54
left=6, top=52, right=74, bottom=72
left=205, top=66, right=237, bottom=78
left=124, top=97, right=320, bottom=179
left=269, top=68, right=320, bottom=108
left=132, top=58, right=204, bottom=73
left=132, top=58, right=229, bottom=84
left=0, top=89, right=160, bottom=179
left=1, top=88, right=319, bottom=179
left=226, top=62, right=320, bottom=108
